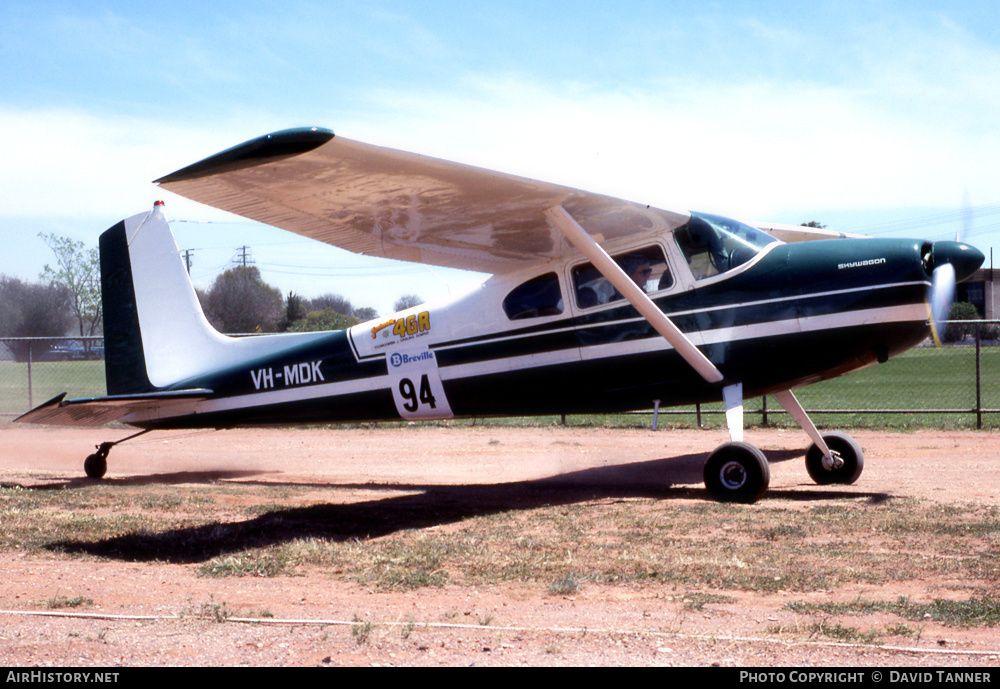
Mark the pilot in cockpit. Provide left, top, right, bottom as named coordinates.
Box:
left=620, top=254, right=653, bottom=291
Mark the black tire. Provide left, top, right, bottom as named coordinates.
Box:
left=805, top=432, right=864, bottom=485
left=84, top=453, right=107, bottom=480
left=703, top=442, right=770, bottom=503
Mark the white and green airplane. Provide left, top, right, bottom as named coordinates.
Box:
left=17, top=128, right=984, bottom=502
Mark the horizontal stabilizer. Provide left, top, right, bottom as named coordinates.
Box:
left=14, top=389, right=212, bottom=428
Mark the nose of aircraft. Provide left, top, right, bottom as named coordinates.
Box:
left=931, top=241, right=985, bottom=281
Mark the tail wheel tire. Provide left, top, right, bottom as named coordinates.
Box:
left=704, top=442, right=770, bottom=504
left=84, top=453, right=107, bottom=480
left=805, top=432, right=864, bottom=485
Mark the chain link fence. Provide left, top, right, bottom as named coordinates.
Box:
left=0, top=337, right=106, bottom=414
left=3, top=325, right=999, bottom=428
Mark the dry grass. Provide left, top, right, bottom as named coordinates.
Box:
left=2, top=477, right=998, bottom=636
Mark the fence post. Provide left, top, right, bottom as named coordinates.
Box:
left=976, top=321, right=982, bottom=430
left=761, top=394, right=768, bottom=426
left=27, top=341, right=33, bottom=409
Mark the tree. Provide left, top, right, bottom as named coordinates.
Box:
left=201, top=266, right=284, bottom=333
left=393, top=294, right=424, bottom=311
left=286, top=309, right=360, bottom=332
left=38, top=233, right=102, bottom=338
left=309, top=292, right=377, bottom=320
left=800, top=221, right=827, bottom=229
left=310, top=293, right=355, bottom=316
left=944, top=302, right=980, bottom=343
left=352, top=306, right=378, bottom=321
left=281, top=291, right=309, bottom=331
left=0, top=275, right=73, bottom=361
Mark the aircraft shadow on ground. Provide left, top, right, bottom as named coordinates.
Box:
left=45, top=448, right=887, bottom=564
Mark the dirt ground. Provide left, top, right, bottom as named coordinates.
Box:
left=1, top=423, right=999, bottom=667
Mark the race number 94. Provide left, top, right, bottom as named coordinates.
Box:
left=398, top=374, right=437, bottom=412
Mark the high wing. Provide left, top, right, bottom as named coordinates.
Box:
left=753, top=221, right=866, bottom=243
left=155, top=127, right=691, bottom=274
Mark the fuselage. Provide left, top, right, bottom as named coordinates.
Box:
left=137, top=231, right=959, bottom=430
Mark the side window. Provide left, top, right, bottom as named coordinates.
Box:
left=572, top=245, right=672, bottom=309
left=503, top=272, right=564, bottom=320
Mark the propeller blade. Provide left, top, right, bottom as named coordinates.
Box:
left=928, top=262, right=956, bottom=347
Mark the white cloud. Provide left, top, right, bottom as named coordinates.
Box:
left=345, top=72, right=1000, bottom=221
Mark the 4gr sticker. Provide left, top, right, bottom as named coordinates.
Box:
left=371, top=310, right=431, bottom=344
left=387, top=345, right=453, bottom=420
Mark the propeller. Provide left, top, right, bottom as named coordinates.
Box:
left=927, top=260, right=956, bottom=347
left=925, top=238, right=985, bottom=347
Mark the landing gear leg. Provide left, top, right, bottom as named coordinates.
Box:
left=702, top=383, right=771, bottom=503
left=772, top=390, right=864, bottom=485
left=83, top=429, right=151, bottom=479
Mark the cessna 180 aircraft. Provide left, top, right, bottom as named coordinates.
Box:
left=16, top=127, right=985, bottom=503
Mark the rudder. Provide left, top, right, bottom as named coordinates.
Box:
left=100, top=216, right=155, bottom=395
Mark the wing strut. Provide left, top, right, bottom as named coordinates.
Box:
left=772, top=389, right=833, bottom=459
left=545, top=205, right=744, bottom=440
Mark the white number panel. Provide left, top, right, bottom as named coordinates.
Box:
left=386, top=346, right=454, bottom=420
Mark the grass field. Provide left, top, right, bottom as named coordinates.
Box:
left=2, top=344, right=998, bottom=427
left=0, top=360, right=106, bottom=415
left=1, top=479, right=997, bottom=637
left=679, top=344, right=1000, bottom=430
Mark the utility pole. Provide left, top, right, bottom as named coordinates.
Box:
left=234, top=246, right=254, bottom=268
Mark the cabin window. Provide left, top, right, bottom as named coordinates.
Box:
left=503, top=272, right=564, bottom=320
left=674, top=212, right=778, bottom=280
left=571, top=245, right=672, bottom=309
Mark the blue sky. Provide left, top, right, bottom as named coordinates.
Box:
left=3, top=1, right=1000, bottom=315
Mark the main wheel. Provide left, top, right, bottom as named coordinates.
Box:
left=703, top=442, right=770, bottom=504
left=84, top=452, right=107, bottom=480
left=805, top=431, right=864, bottom=485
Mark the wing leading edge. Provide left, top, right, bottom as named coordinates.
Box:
left=155, top=128, right=691, bottom=274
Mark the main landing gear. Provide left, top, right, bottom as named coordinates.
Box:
left=702, top=387, right=864, bottom=503
left=804, top=431, right=864, bottom=485
left=704, top=442, right=770, bottom=504
left=82, top=429, right=151, bottom=479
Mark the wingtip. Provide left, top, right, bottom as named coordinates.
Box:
left=154, top=126, right=335, bottom=185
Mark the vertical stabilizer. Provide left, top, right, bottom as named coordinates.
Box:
left=99, top=203, right=326, bottom=395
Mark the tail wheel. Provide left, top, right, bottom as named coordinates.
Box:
left=83, top=441, right=113, bottom=480
left=805, top=432, right=864, bottom=485
left=703, top=442, right=770, bottom=504
left=84, top=452, right=107, bottom=480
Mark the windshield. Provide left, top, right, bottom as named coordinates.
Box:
left=674, top=212, right=779, bottom=280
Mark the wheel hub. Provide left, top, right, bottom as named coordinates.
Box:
left=822, top=450, right=844, bottom=471
left=719, top=461, right=747, bottom=489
